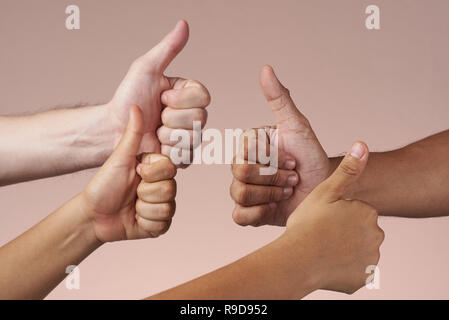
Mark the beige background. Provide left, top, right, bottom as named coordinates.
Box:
left=1, top=0, right=448, bottom=299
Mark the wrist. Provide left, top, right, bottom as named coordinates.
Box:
left=49, top=194, right=103, bottom=264
left=64, top=104, right=121, bottom=168
left=94, top=103, right=122, bottom=160
left=102, top=102, right=125, bottom=151
left=273, top=231, right=323, bottom=298
left=71, top=193, right=104, bottom=248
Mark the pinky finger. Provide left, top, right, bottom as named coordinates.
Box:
left=232, top=203, right=278, bottom=227
left=136, top=216, right=172, bottom=238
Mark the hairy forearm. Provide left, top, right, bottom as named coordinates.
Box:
left=0, top=194, right=101, bottom=299
left=0, top=104, right=119, bottom=186
left=331, top=130, right=449, bottom=218
left=147, top=233, right=318, bottom=300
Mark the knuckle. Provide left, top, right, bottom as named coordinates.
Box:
left=269, top=172, right=282, bottom=186
left=151, top=221, right=170, bottom=236
left=231, top=181, right=248, bottom=204
left=232, top=207, right=248, bottom=226
left=196, top=86, right=211, bottom=106
left=159, top=203, right=174, bottom=220
left=186, top=79, right=201, bottom=87
left=338, top=155, right=361, bottom=176
left=340, top=161, right=360, bottom=177
left=233, top=164, right=252, bottom=182
left=193, top=109, right=208, bottom=127
left=156, top=126, right=165, bottom=140
left=135, top=199, right=144, bottom=214
left=141, top=166, right=152, bottom=180
left=187, top=80, right=210, bottom=104
left=136, top=183, right=146, bottom=199
left=249, top=208, right=265, bottom=227
left=163, top=161, right=177, bottom=179
left=160, top=108, right=171, bottom=124
left=236, top=186, right=249, bottom=204
left=161, top=180, right=176, bottom=199
left=202, top=89, right=211, bottom=106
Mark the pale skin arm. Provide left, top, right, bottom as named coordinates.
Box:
left=0, top=20, right=210, bottom=186
left=331, top=130, right=449, bottom=218
left=0, top=105, right=116, bottom=186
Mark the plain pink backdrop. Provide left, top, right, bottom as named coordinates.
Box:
left=0, top=0, right=448, bottom=299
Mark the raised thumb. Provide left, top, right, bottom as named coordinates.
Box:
left=259, top=65, right=304, bottom=128
left=319, top=142, right=369, bottom=202
left=111, top=105, right=144, bottom=160
left=140, top=20, right=189, bottom=74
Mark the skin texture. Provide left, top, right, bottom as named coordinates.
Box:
left=334, top=129, right=449, bottom=218
left=231, top=65, right=330, bottom=226
left=83, top=106, right=177, bottom=242
left=0, top=20, right=210, bottom=186
left=149, top=142, right=383, bottom=299
left=0, top=111, right=383, bottom=299
left=108, top=20, right=210, bottom=158
left=231, top=66, right=449, bottom=225
left=0, top=107, right=177, bottom=299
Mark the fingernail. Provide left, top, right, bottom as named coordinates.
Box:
left=285, top=159, right=296, bottom=170
left=349, top=142, right=365, bottom=159
left=283, top=187, right=293, bottom=197
left=287, top=174, right=298, bottom=186
left=136, top=165, right=142, bottom=176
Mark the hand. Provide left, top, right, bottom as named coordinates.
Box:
left=81, top=105, right=177, bottom=243
left=284, top=142, right=384, bottom=294
left=230, top=65, right=329, bottom=226
left=135, top=153, right=177, bottom=238
left=107, top=20, right=210, bottom=166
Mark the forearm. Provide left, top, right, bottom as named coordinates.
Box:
left=147, top=233, right=318, bottom=300
left=331, top=130, right=449, bottom=217
left=0, top=104, right=119, bottom=186
left=0, top=194, right=101, bottom=299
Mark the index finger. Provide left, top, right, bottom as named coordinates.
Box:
left=162, top=79, right=211, bottom=109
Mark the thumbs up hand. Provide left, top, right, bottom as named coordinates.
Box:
left=231, top=65, right=329, bottom=226
left=284, top=142, right=385, bottom=294
left=81, top=106, right=177, bottom=243
left=107, top=20, right=210, bottom=167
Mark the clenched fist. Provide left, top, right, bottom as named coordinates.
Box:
left=82, top=106, right=177, bottom=243
left=231, top=65, right=329, bottom=226
left=135, top=153, right=177, bottom=238
left=107, top=20, right=210, bottom=167
left=284, top=142, right=385, bottom=294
